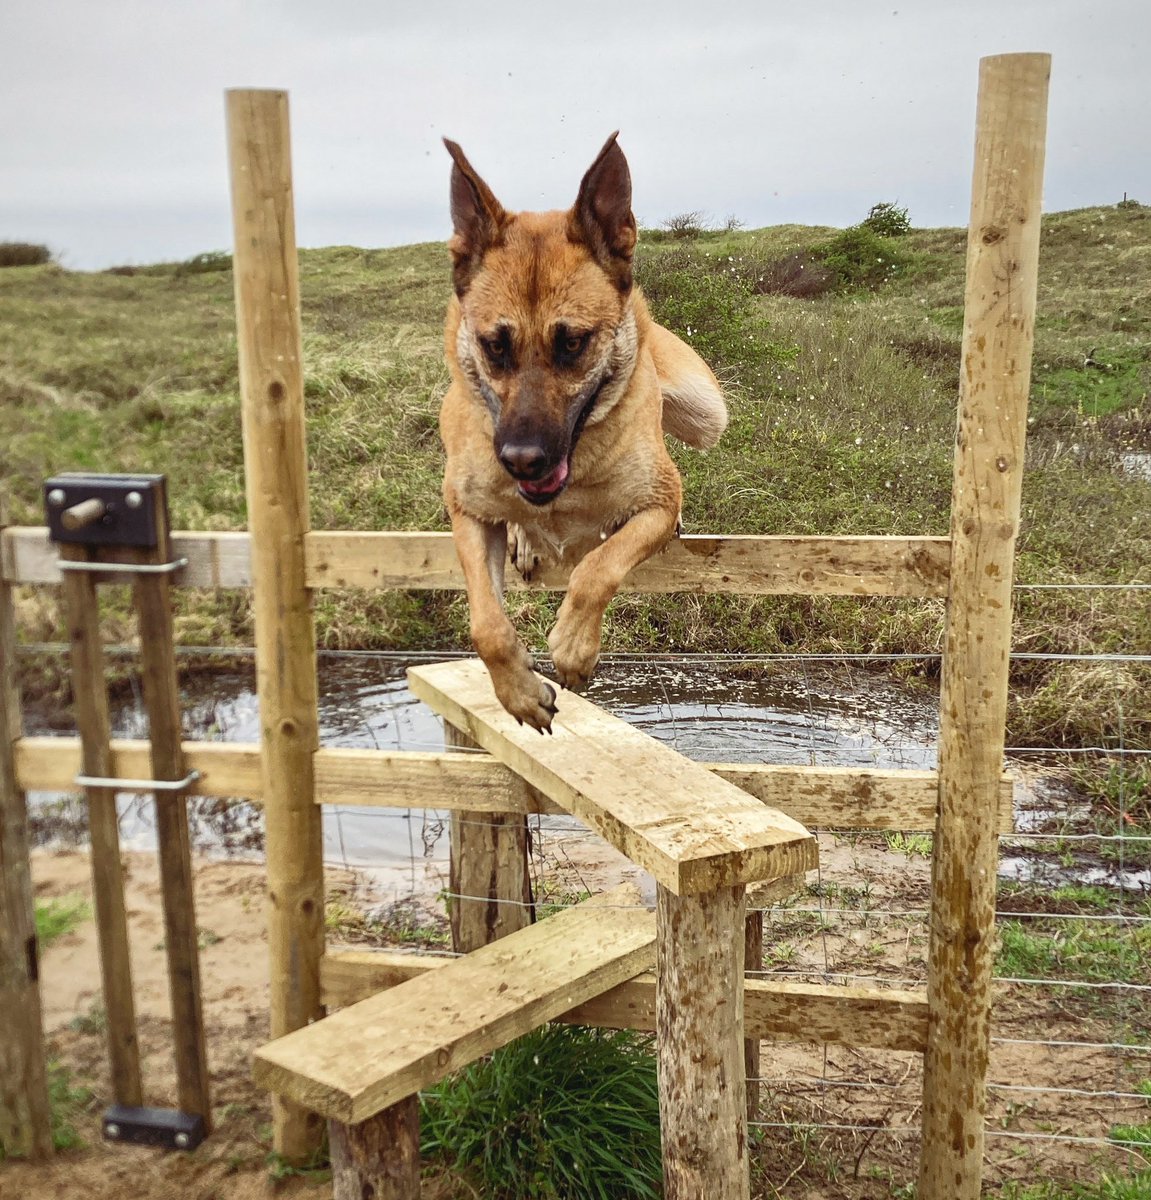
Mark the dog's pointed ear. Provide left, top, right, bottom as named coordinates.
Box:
left=569, top=132, right=637, bottom=291
left=444, top=138, right=508, bottom=296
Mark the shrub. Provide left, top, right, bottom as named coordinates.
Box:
left=420, top=1024, right=662, bottom=1200
left=748, top=251, right=837, bottom=299
left=815, top=225, right=908, bottom=291
left=0, top=242, right=52, bottom=268
left=661, top=210, right=708, bottom=240
left=861, top=201, right=911, bottom=237
left=175, top=250, right=232, bottom=277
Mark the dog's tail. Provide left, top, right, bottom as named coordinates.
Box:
left=648, top=321, right=729, bottom=450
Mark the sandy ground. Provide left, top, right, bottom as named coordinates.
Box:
left=3, top=843, right=1149, bottom=1199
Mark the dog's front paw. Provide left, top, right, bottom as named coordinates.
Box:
left=508, top=524, right=540, bottom=582
left=547, top=612, right=602, bottom=692
left=489, top=657, right=558, bottom=733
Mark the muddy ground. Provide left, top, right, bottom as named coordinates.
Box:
left=3, top=837, right=1148, bottom=1199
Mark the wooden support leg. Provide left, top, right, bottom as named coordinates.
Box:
left=132, top=486, right=211, bottom=1127
left=445, top=722, right=533, bottom=952
left=0, top=502, right=53, bottom=1159
left=657, top=883, right=748, bottom=1200
left=61, top=550, right=142, bottom=1109
left=330, top=1097, right=420, bottom=1200
left=744, top=908, right=763, bottom=1125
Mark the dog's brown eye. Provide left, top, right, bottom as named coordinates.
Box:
left=554, top=327, right=591, bottom=364
left=480, top=331, right=512, bottom=370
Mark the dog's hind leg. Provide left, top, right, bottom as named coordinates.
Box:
left=649, top=320, right=728, bottom=450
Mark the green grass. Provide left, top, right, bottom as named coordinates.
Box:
left=998, top=1171, right=1151, bottom=1199
left=0, top=1062, right=93, bottom=1160
left=2, top=206, right=1149, bottom=746
left=34, top=895, right=90, bottom=948
left=419, top=1024, right=662, bottom=1200
left=996, top=920, right=1151, bottom=986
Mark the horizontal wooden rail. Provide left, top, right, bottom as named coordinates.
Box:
left=321, top=950, right=928, bottom=1053
left=3, top=526, right=950, bottom=597
left=14, top=737, right=1014, bottom=832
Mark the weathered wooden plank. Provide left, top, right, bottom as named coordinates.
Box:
left=409, top=660, right=816, bottom=895
left=0, top=499, right=53, bottom=1159
left=254, top=890, right=656, bottom=1124
left=14, top=738, right=1015, bottom=832
left=319, top=950, right=929, bottom=1053
left=227, top=86, right=325, bottom=1163
left=658, top=883, right=748, bottom=1200
left=919, top=54, right=1050, bottom=1200
left=3, top=526, right=951, bottom=598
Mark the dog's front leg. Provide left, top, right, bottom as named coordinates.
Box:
left=548, top=506, right=678, bottom=689
left=451, top=511, right=558, bottom=732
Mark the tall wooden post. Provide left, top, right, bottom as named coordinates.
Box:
left=0, top=503, right=54, bottom=1159
left=657, top=884, right=748, bottom=1200
left=227, top=89, right=325, bottom=1163
left=919, top=53, right=1049, bottom=1200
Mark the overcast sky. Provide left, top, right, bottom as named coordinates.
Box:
left=2, top=0, right=1148, bottom=270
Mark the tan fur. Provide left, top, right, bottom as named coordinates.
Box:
left=440, top=135, right=727, bottom=730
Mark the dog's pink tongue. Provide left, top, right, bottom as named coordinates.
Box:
left=521, top=458, right=570, bottom=496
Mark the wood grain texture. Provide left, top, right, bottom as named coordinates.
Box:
left=408, top=660, right=817, bottom=894
left=14, top=739, right=1015, bottom=833
left=319, top=950, right=930, bottom=1052
left=330, top=1099, right=420, bottom=1200
left=3, top=526, right=950, bottom=597
left=445, top=722, right=533, bottom=952
left=60, top=545, right=143, bottom=1109
left=658, top=883, right=748, bottom=1200
left=919, top=53, right=1050, bottom=1200
left=227, top=87, right=325, bottom=1163
left=254, top=890, right=656, bottom=1123
left=130, top=486, right=211, bottom=1127
left=0, top=501, right=52, bottom=1159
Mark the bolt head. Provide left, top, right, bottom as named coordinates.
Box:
left=125, top=490, right=143, bottom=509
left=48, top=488, right=66, bottom=506
left=105, top=1123, right=120, bottom=1139
left=174, top=1132, right=190, bottom=1149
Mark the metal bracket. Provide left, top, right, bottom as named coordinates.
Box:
left=75, top=769, right=200, bottom=793
left=103, top=1105, right=206, bottom=1151
left=44, top=473, right=167, bottom=547
left=56, top=557, right=188, bottom=577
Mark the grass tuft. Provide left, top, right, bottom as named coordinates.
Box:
left=420, top=1024, right=662, bottom=1200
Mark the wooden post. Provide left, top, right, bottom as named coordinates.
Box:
left=227, top=88, right=325, bottom=1163
left=445, top=723, right=533, bottom=953
left=743, top=909, right=763, bottom=1123
left=60, top=544, right=143, bottom=1109
left=657, top=883, right=748, bottom=1200
left=918, top=53, right=1050, bottom=1200
left=330, top=1102, right=420, bottom=1200
left=131, top=483, right=212, bottom=1127
left=0, top=500, right=53, bottom=1159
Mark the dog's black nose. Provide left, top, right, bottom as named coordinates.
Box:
left=498, top=442, right=549, bottom=479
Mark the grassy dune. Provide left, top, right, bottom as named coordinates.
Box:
left=0, top=206, right=1148, bottom=747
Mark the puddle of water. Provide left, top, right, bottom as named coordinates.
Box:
left=25, top=654, right=1142, bottom=892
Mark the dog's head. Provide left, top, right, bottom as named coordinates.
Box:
left=444, top=134, right=639, bottom=505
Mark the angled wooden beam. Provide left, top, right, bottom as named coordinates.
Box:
left=408, top=660, right=817, bottom=895
left=254, top=891, right=655, bottom=1124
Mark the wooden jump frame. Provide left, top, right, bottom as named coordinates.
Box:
left=0, top=52, right=1049, bottom=1200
